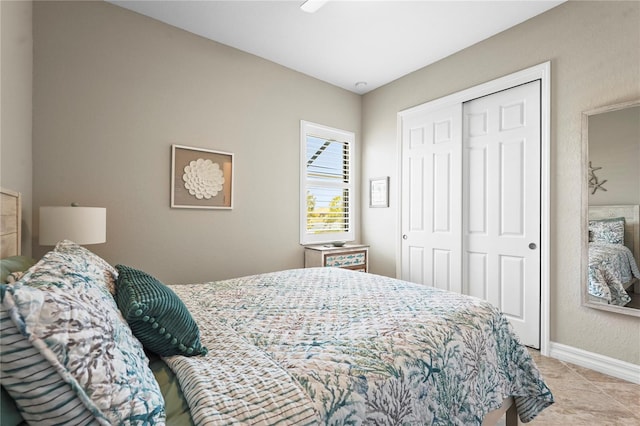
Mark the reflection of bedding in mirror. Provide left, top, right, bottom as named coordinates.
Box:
left=588, top=243, right=638, bottom=305
left=587, top=215, right=640, bottom=305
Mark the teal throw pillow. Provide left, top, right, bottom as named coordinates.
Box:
left=115, top=265, right=207, bottom=357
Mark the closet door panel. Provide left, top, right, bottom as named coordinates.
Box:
left=463, top=80, right=541, bottom=347
left=432, top=152, right=452, bottom=233
left=500, top=139, right=525, bottom=236
left=467, top=145, right=488, bottom=235
left=466, top=252, right=488, bottom=300
left=408, top=246, right=425, bottom=285
left=409, top=157, right=425, bottom=231
left=500, top=255, right=525, bottom=319
left=433, top=249, right=451, bottom=290
left=401, top=104, right=462, bottom=292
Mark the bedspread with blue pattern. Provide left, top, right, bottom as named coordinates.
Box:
left=165, top=268, right=553, bottom=425
left=588, top=242, right=640, bottom=306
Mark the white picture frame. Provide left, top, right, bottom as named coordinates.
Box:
left=369, top=176, right=389, bottom=208
left=171, top=144, right=234, bottom=209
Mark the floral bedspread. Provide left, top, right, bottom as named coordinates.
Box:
left=164, top=268, right=553, bottom=425
left=588, top=242, right=640, bottom=305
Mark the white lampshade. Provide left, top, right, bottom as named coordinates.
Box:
left=39, top=206, right=107, bottom=246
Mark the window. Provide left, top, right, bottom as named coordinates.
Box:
left=300, top=121, right=355, bottom=245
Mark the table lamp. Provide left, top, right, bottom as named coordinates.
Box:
left=39, top=205, right=106, bottom=246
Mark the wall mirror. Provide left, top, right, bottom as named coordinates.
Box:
left=582, top=99, right=640, bottom=317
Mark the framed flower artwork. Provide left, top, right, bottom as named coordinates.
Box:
left=171, top=144, right=234, bottom=209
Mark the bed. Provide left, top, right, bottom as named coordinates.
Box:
left=587, top=205, right=640, bottom=305
left=0, top=188, right=553, bottom=425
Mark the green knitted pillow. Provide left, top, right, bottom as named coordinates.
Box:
left=115, top=265, right=207, bottom=357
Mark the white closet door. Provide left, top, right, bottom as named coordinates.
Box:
left=462, top=80, right=541, bottom=348
left=401, top=104, right=462, bottom=292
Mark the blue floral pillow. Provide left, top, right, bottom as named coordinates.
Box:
left=589, top=217, right=625, bottom=245
left=0, top=241, right=165, bottom=425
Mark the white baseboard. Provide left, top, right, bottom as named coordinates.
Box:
left=548, top=342, right=640, bottom=384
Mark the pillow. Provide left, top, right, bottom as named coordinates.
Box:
left=0, top=304, right=95, bottom=425
left=0, top=255, right=35, bottom=283
left=0, top=246, right=165, bottom=425
left=115, top=264, right=207, bottom=357
left=589, top=217, right=625, bottom=245
left=53, top=239, right=118, bottom=295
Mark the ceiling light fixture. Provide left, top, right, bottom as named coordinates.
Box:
left=300, top=0, right=329, bottom=14
left=355, top=81, right=368, bottom=90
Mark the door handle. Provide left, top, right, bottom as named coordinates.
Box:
left=402, top=234, right=408, bottom=240
left=528, top=243, right=537, bottom=250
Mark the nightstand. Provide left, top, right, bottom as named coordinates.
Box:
left=304, top=244, right=369, bottom=272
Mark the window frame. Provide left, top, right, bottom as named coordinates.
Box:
left=300, top=120, right=356, bottom=245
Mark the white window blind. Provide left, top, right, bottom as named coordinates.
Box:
left=300, top=121, right=355, bottom=245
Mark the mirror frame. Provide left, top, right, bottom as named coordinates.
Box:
left=581, top=99, right=640, bottom=317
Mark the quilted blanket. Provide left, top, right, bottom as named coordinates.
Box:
left=164, top=268, right=553, bottom=425
left=588, top=242, right=640, bottom=305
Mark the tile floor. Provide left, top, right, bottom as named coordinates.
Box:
left=520, top=350, right=640, bottom=425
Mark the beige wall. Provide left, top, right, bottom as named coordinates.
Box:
left=361, top=1, right=640, bottom=364
left=1, top=0, right=33, bottom=256
left=32, top=1, right=361, bottom=283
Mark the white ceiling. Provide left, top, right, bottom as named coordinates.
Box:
left=108, top=0, right=564, bottom=94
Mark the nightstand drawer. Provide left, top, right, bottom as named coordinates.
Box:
left=325, top=251, right=366, bottom=268
left=304, top=244, right=369, bottom=273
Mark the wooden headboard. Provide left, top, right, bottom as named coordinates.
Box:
left=588, top=204, right=640, bottom=269
left=0, top=187, right=22, bottom=258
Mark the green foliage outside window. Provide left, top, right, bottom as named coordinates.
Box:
left=306, top=192, right=346, bottom=233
